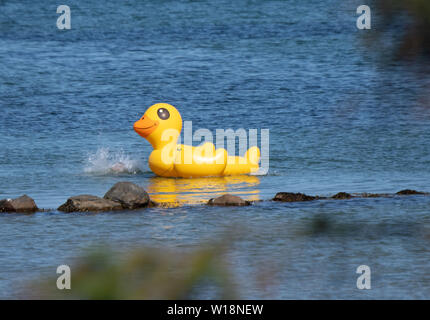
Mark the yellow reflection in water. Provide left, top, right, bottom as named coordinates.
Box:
left=146, top=175, right=260, bottom=205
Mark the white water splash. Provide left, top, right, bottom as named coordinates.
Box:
left=84, top=148, right=144, bottom=175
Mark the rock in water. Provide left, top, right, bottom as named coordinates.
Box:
left=331, top=192, right=352, bottom=199
left=273, top=192, right=316, bottom=202
left=396, top=189, right=425, bottom=195
left=0, top=195, right=38, bottom=213
left=58, top=195, right=122, bottom=212
left=207, top=194, right=250, bottom=206
left=104, top=182, right=150, bottom=209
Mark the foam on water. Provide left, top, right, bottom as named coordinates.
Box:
left=84, top=148, right=144, bottom=175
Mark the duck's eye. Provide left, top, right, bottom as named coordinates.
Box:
left=157, top=108, right=170, bottom=120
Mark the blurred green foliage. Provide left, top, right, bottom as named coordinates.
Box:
left=375, top=0, right=430, bottom=59
left=28, top=244, right=236, bottom=299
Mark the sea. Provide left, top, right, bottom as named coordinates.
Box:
left=0, top=0, right=429, bottom=298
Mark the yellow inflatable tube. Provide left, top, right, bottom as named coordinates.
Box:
left=133, top=103, right=260, bottom=178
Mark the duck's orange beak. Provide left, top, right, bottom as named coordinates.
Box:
left=133, top=116, right=159, bottom=138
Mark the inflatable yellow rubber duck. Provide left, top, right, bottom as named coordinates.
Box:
left=133, top=103, right=260, bottom=178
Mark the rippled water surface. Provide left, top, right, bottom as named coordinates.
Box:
left=1, top=0, right=430, bottom=299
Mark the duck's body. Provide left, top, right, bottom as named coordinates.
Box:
left=134, top=103, right=260, bottom=178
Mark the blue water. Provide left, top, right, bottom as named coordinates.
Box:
left=1, top=0, right=430, bottom=299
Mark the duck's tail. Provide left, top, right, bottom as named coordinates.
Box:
left=222, top=146, right=260, bottom=176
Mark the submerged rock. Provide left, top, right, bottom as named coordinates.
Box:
left=58, top=195, right=122, bottom=212
left=273, top=192, right=316, bottom=202
left=207, top=194, right=250, bottom=206
left=396, top=189, right=425, bottom=195
left=331, top=192, right=352, bottom=200
left=0, top=195, right=38, bottom=213
left=104, top=182, right=150, bottom=209
left=360, top=193, right=386, bottom=198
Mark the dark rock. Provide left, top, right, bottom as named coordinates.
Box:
left=104, top=182, right=150, bottom=209
left=0, top=199, right=13, bottom=212
left=207, top=194, right=250, bottom=206
left=0, top=195, right=38, bottom=213
left=147, top=200, right=159, bottom=208
left=331, top=192, right=352, bottom=199
left=58, top=195, right=122, bottom=212
left=396, top=189, right=425, bottom=195
left=273, top=192, right=316, bottom=202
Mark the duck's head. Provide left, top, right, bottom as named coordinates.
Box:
left=133, top=103, right=182, bottom=149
